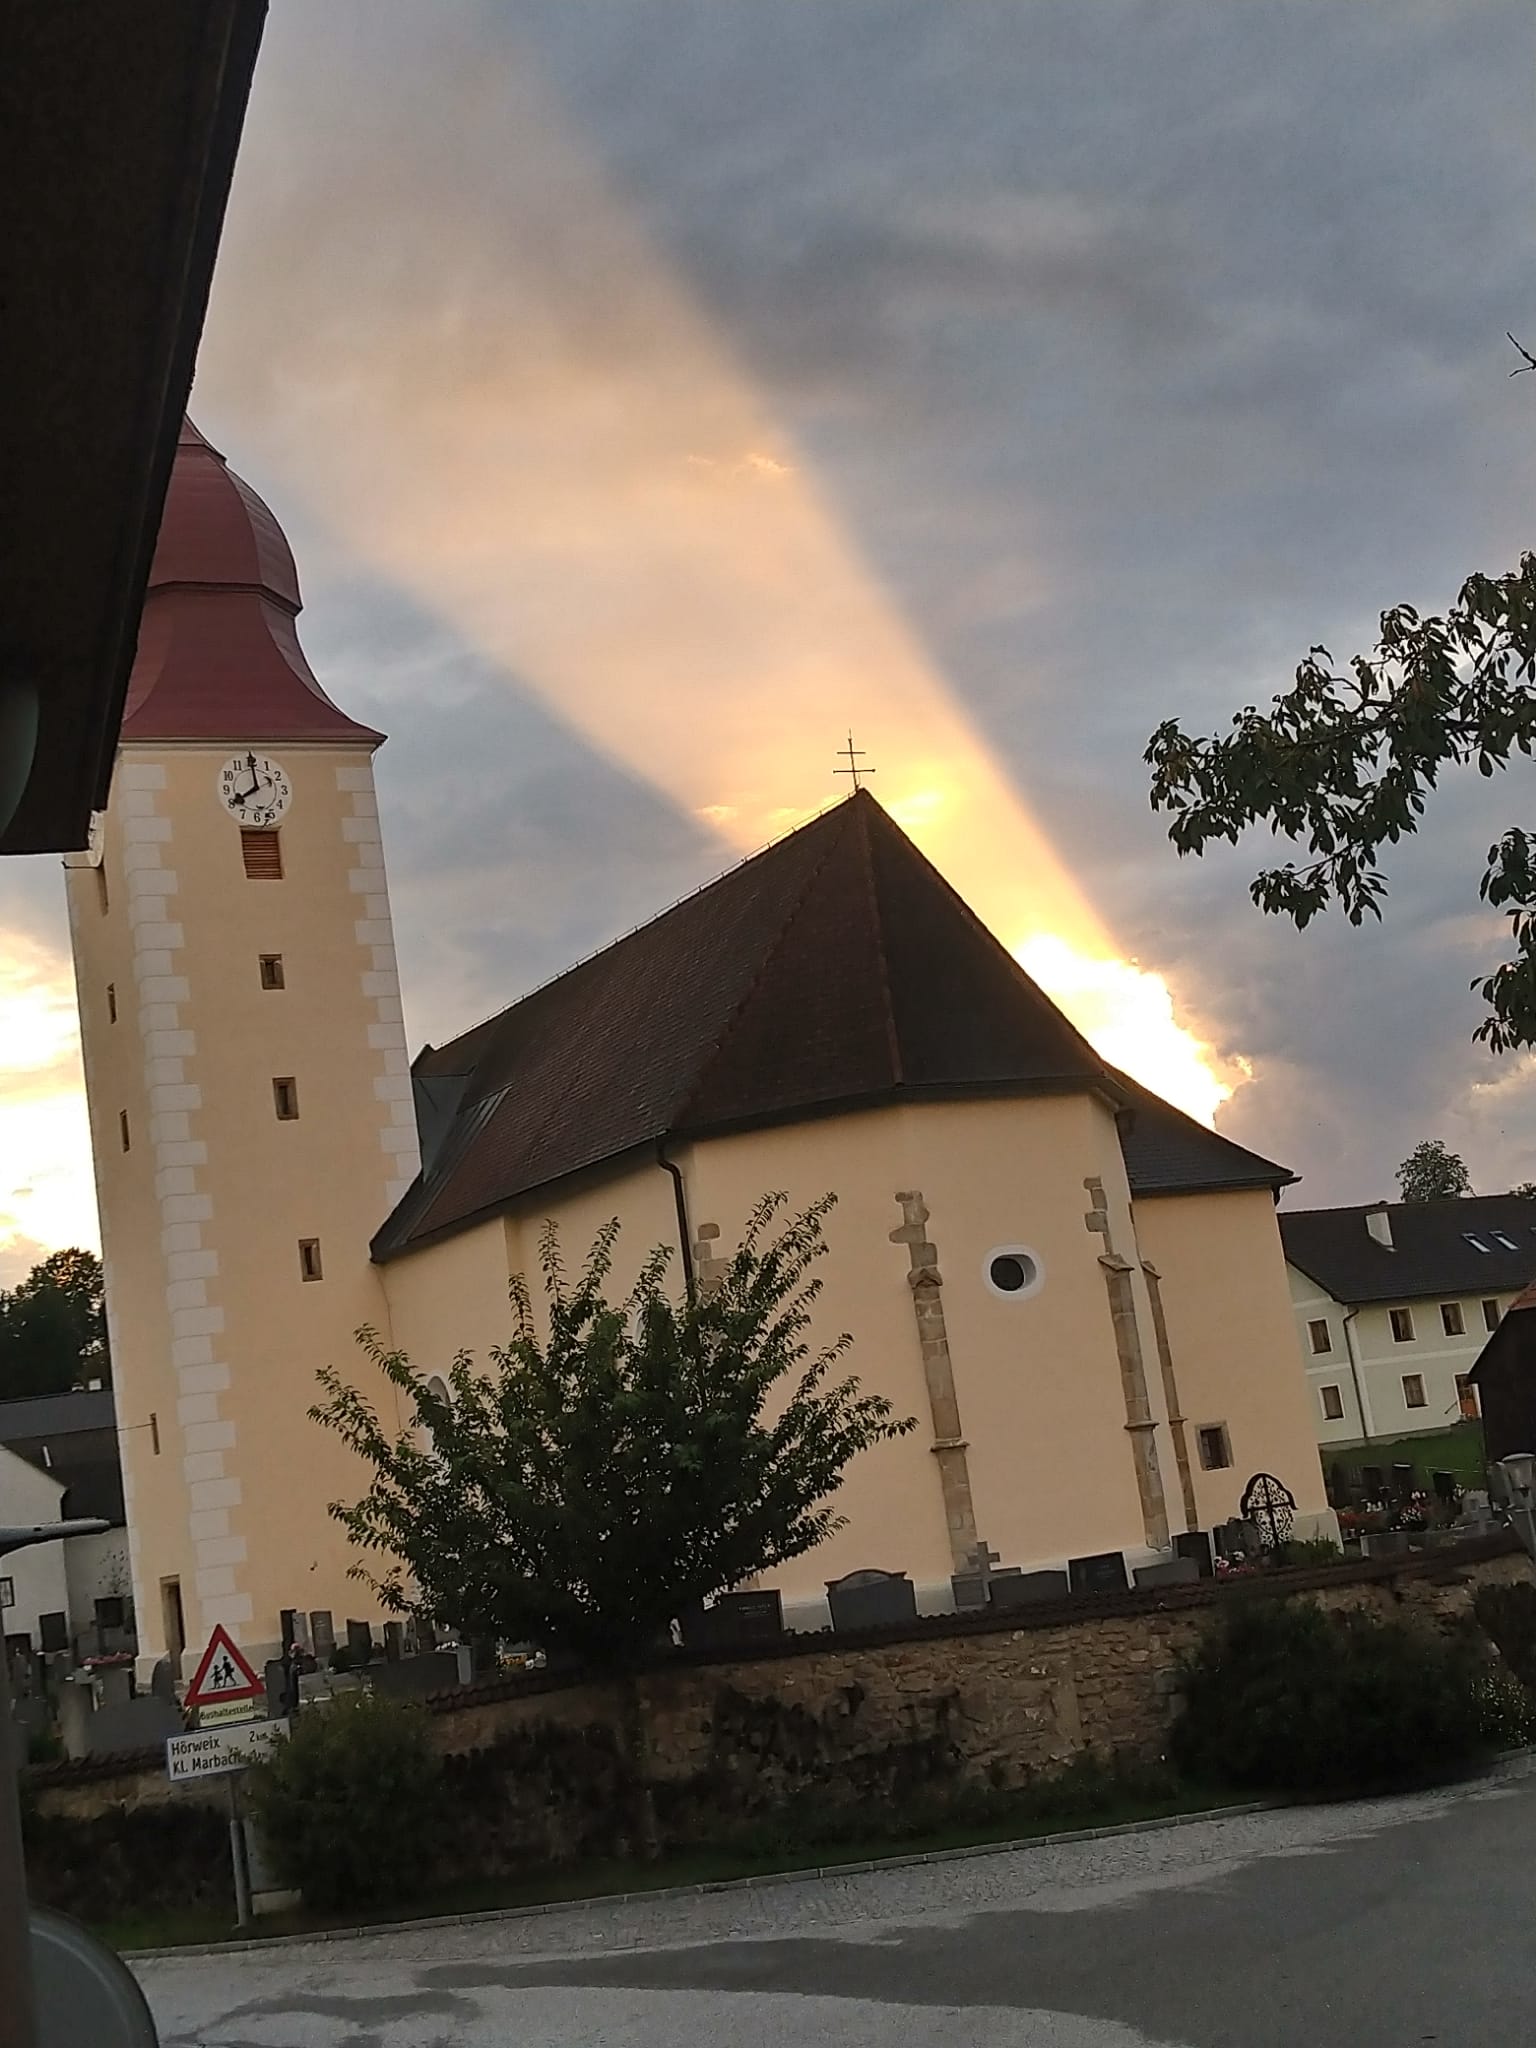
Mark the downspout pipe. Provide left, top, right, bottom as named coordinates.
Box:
left=1342, top=1306, right=1374, bottom=1441
left=656, top=1142, right=696, bottom=1300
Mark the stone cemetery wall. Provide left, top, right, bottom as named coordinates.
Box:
left=23, top=1536, right=1530, bottom=1887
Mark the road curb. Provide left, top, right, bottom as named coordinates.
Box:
left=126, top=1797, right=1276, bottom=1962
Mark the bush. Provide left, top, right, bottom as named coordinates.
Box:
left=1473, top=1581, right=1536, bottom=1692
left=246, top=1691, right=443, bottom=1911
left=1172, top=1596, right=1490, bottom=1797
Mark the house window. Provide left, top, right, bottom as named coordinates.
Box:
left=1463, top=1233, right=1491, bottom=1253
left=1197, top=1424, right=1232, bottom=1471
left=118, top=1110, right=130, bottom=1153
left=1389, top=1307, right=1415, bottom=1343
left=272, top=1076, right=300, bottom=1121
left=1484, top=1298, right=1503, bottom=1332
left=1402, top=1373, right=1427, bottom=1410
left=298, top=1238, right=323, bottom=1281
left=94, top=1596, right=126, bottom=1631
left=1441, top=1302, right=1466, bottom=1337
left=259, top=953, right=285, bottom=990
left=1494, top=1232, right=1521, bottom=1252
left=106, top=982, right=117, bottom=1023
left=983, top=1246, right=1043, bottom=1299
left=1308, top=1318, right=1332, bottom=1355
left=1456, top=1374, right=1480, bottom=1422
left=1320, top=1385, right=1345, bottom=1421
left=95, top=865, right=109, bottom=915
left=0, top=1579, right=12, bottom=1610
left=241, top=829, right=283, bottom=880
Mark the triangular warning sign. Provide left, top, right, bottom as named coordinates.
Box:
left=184, top=1623, right=265, bottom=1708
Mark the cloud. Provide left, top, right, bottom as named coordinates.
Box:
left=4, top=0, right=1536, bottom=1255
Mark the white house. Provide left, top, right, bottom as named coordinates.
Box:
left=1279, top=1195, right=1536, bottom=1480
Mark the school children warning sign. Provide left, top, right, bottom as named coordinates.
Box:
left=183, top=1623, right=264, bottom=1710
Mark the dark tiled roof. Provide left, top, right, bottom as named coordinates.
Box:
left=373, top=793, right=1293, bottom=1259
left=1280, top=1195, right=1536, bottom=1306
left=1115, top=1072, right=1294, bottom=1197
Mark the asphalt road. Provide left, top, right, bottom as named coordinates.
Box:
left=139, top=1763, right=1536, bottom=2047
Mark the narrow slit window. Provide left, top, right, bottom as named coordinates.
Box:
left=241, top=829, right=283, bottom=880
left=1402, top=1373, right=1427, bottom=1410
left=273, top=1077, right=300, bottom=1121
left=118, top=1110, right=130, bottom=1153
left=106, top=982, right=117, bottom=1023
left=298, top=1238, right=323, bottom=1282
left=95, top=865, right=109, bottom=914
left=1389, top=1306, right=1415, bottom=1343
left=259, top=954, right=285, bottom=989
left=1307, top=1318, right=1332, bottom=1355
left=1440, top=1302, right=1466, bottom=1337
left=1320, top=1385, right=1344, bottom=1421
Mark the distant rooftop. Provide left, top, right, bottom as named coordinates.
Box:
left=1281, top=1195, right=1536, bottom=1305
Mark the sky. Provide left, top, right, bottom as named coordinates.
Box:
left=4, top=0, right=1536, bottom=1284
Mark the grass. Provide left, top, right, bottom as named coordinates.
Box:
left=100, top=1776, right=1231, bottom=1953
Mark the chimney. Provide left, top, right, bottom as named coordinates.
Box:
left=1365, top=1202, right=1394, bottom=1250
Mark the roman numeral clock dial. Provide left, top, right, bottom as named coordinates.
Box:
left=218, top=752, right=292, bottom=829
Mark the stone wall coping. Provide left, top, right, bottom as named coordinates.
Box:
left=416, top=1528, right=1523, bottom=1714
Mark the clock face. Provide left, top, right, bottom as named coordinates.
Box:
left=218, top=753, right=292, bottom=828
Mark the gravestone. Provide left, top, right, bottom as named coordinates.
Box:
left=989, top=1570, right=1068, bottom=1610
left=345, top=1620, right=375, bottom=1666
left=309, top=1610, right=336, bottom=1664
left=679, top=1591, right=785, bottom=1650
left=1133, top=1557, right=1200, bottom=1590
left=826, top=1569, right=918, bottom=1632
left=370, top=1649, right=462, bottom=1699
left=83, top=1694, right=181, bottom=1756
left=1213, top=1519, right=1260, bottom=1559
left=382, top=1621, right=405, bottom=1661
left=1361, top=1530, right=1410, bottom=1559
left=1067, top=1551, right=1129, bottom=1596
left=1174, top=1530, right=1215, bottom=1578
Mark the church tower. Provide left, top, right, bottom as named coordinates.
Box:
left=65, top=421, right=419, bottom=1676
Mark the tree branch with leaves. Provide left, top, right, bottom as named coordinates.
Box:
left=1146, top=551, right=1536, bottom=1051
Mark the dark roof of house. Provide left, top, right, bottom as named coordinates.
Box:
left=1280, top=1195, right=1536, bottom=1306
left=0, top=1389, right=116, bottom=1445
left=374, top=792, right=1292, bottom=1258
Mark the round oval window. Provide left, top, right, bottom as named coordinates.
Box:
left=985, top=1247, right=1042, bottom=1298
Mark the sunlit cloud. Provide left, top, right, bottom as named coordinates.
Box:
left=202, top=39, right=1244, bottom=1126
left=0, top=933, right=97, bottom=1277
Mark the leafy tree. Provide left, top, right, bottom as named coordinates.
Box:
left=1145, top=552, right=1536, bottom=1050
left=1510, top=1181, right=1536, bottom=1200
left=312, top=1193, right=913, bottom=1669
left=0, top=1248, right=109, bottom=1400
left=1396, top=1139, right=1473, bottom=1203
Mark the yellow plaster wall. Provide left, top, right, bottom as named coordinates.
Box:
left=1135, top=1189, right=1333, bottom=1532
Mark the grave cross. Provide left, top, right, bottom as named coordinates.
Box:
left=965, top=1540, right=1002, bottom=1588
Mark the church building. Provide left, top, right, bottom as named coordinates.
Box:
left=69, top=424, right=1333, bottom=1674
